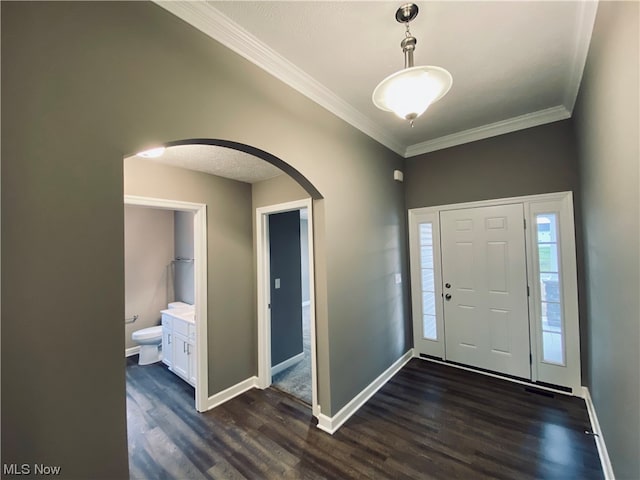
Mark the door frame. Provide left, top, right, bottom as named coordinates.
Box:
left=124, top=195, right=209, bottom=412
left=256, top=198, right=319, bottom=417
left=409, top=191, right=581, bottom=393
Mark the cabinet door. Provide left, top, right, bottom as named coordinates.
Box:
left=187, top=342, right=196, bottom=386
left=162, top=328, right=172, bottom=368
left=172, top=335, right=189, bottom=380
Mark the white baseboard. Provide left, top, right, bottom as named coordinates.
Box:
left=125, top=346, right=140, bottom=357
left=206, top=376, right=259, bottom=411
left=582, top=387, right=615, bottom=480
left=271, top=352, right=305, bottom=376
left=317, top=349, right=413, bottom=435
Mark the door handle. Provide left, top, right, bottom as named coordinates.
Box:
left=445, top=294, right=452, bottom=300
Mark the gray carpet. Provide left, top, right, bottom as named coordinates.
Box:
left=272, top=305, right=312, bottom=405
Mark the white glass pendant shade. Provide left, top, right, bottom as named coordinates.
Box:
left=372, top=66, right=453, bottom=121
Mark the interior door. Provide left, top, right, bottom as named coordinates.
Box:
left=268, top=211, right=303, bottom=373
left=440, top=203, right=531, bottom=379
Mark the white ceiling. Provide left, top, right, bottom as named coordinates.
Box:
left=156, top=1, right=598, bottom=158
left=133, top=144, right=284, bottom=184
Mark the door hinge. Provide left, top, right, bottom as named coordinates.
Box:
left=529, top=353, right=533, bottom=364
left=523, top=218, right=527, bottom=229
left=527, top=285, right=530, bottom=297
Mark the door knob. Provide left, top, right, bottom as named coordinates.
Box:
left=445, top=294, right=452, bottom=300
left=445, top=283, right=451, bottom=288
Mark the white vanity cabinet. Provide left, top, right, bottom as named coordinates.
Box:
left=161, top=310, right=196, bottom=387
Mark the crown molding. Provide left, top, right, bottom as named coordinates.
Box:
left=404, top=106, right=571, bottom=157
left=155, top=1, right=595, bottom=159
left=564, top=0, right=599, bottom=112
left=154, top=1, right=406, bottom=156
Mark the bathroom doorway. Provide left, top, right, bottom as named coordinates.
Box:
left=256, top=199, right=318, bottom=415
left=124, top=195, right=208, bottom=412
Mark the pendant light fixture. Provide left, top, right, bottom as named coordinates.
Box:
left=372, top=3, right=452, bottom=127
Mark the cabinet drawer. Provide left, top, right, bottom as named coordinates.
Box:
left=173, top=318, right=190, bottom=337
left=161, top=314, right=172, bottom=329
left=188, top=323, right=196, bottom=340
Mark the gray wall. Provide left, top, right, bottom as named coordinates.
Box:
left=124, top=206, right=175, bottom=350
left=1, top=3, right=408, bottom=477
left=125, top=157, right=254, bottom=397
left=252, top=174, right=309, bottom=208
left=405, top=120, right=580, bottom=209
left=573, top=2, right=640, bottom=478
left=174, top=210, right=195, bottom=305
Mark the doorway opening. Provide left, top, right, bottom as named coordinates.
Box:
left=256, top=199, right=319, bottom=416
left=124, top=195, right=208, bottom=412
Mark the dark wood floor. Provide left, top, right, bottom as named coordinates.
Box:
left=126, top=356, right=603, bottom=479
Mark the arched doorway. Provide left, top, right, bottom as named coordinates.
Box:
left=123, top=139, right=323, bottom=416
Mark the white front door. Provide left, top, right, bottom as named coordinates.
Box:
left=440, top=204, right=531, bottom=379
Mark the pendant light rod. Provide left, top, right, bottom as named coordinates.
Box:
left=401, top=35, right=417, bottom=69
left=397, top=3, right=419, bottom=70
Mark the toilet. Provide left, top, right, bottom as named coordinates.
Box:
left=131, top=326, right=163, bottom=365
left=131, top=302, right=193, bottom=365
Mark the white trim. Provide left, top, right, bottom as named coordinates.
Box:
left=317, top=350, right=413, bottom=435
left=256, top=199, right=320, bottom=418
left=271, top=352, right=305, bottom=376
left=206, top=376, right=259, bottom=411
left=405, top=106, right=570, bottom=157
left=408, top=211, right=445, bottom=359
left=528, top=194, right=582, bottom=392
left=524, top=201, right=541, bottom=382
left=124, top=195, right=209, bottom=413
left=564, top=1, right=599, bottom=112
left=409, top=191, right=574, bottom=214
left=153, top=1, right=405, bottom=157
left=302, top=300, right=311, bottom=307
left=125, top=346, right=140, bottom=357
left=582, top=387, right=615, bottom=480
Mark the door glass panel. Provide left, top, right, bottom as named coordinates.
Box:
left=536, top=214, right=564, bottom=365
left=423, top=315, right=437, bottom=340
left=538, top=245, right=559, bottom=273
left=419, top=223, right=433, bottom=244
left=422, top=292, right=435, bottom=315
left=421, top=268, right=435, bottom=292
left=419, top=222, right=437, bottom=340
left=420, top=246, right=434, bottom=268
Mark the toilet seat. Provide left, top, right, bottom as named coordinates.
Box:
left=132, top=325, right=162, bottom=342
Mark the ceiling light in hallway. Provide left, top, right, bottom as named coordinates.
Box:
left=137, top=146, right=166, bottom=158
left=372, top=3, right=453, bottom=127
